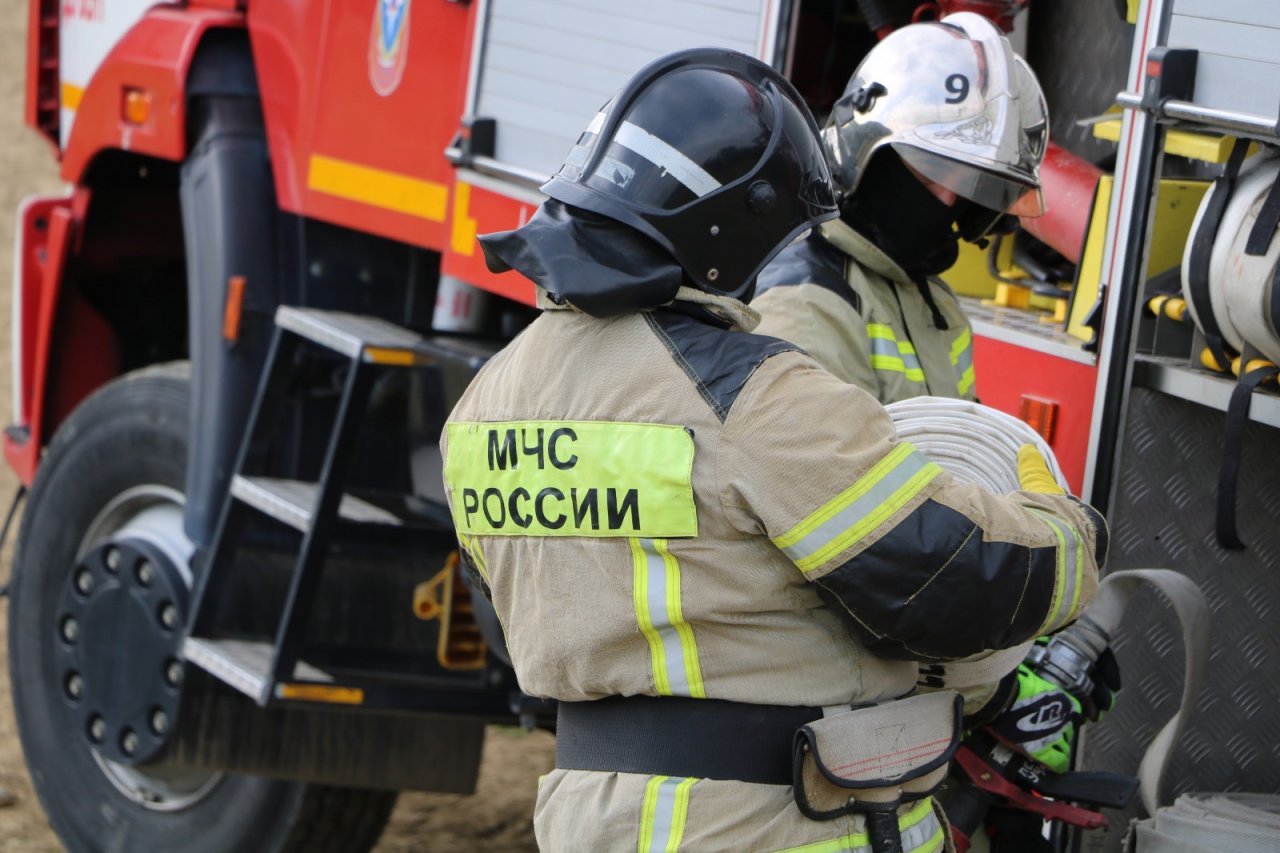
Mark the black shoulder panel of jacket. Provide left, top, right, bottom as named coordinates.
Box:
left=755, top=234, right=860, bottom=313
left=646, top=311, right=798, bottom=423
left=812, top=499, right=1058, bottom=662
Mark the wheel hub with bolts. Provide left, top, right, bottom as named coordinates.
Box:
left=55, top=537, right=189, bottom=766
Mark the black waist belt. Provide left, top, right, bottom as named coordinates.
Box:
left=555, top=695, right=821, bottom=785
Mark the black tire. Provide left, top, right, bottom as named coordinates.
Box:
left=8, top=363, right=397, bottom=853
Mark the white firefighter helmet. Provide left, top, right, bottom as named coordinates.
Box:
left=822, top=11, right=1048, bottom=218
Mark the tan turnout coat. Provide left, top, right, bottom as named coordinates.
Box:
left=441, top=290, right=1104, bottom=852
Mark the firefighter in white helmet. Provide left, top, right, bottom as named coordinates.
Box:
left=754, top=12, right=1048, bottom=404
left=442, top=46, right=1105, bottom=852
left=755, top=15, right=1115, bottom=777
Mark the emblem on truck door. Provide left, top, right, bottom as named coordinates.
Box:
left=369, top=0, right=411, bottom=96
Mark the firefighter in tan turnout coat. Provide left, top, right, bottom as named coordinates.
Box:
left=754, top=15, right=1106, bottom=772
left=441, top=48, right=1106, bottom=852
left=754, top=13, right=1049, bottom=406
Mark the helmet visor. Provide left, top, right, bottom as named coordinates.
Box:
left=894, top=144, right=1047, bottom=218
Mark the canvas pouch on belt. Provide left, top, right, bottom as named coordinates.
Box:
left=792, top=691, right=963, bottom=820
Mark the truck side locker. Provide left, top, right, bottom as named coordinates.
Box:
left=1075, top=0, right=1280, bottom=847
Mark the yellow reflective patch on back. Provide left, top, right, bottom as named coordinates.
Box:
left=445, top=421, right=697, bottom=537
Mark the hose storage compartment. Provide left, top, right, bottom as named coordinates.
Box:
left=1181, top=152, right=1280, bottom=360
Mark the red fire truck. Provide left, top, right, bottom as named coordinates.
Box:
left=8, top=0, right=1279, bottom=850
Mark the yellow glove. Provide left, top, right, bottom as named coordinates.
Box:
left=1017, top=444, right=1065, bottom=495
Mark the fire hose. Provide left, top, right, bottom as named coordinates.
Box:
left=885, top=396, right=1067, bottom=492
left=885, top=398, right=1232, bottom=848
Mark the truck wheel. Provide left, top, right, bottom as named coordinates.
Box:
left=8, top=363, right=397, bottom=853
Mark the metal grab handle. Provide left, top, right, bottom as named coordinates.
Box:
left=1116, top=90, right=1280, bottom=140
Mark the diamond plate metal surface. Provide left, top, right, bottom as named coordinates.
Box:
left=1027, top=0, right=1135, bottom=163
left=1076, top=389, right=1280, bottom=853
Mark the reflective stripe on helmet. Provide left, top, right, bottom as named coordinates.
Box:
left=867, top=324, right=926, bottom=383
left=631, top=538, right=706, bottom=698
left=638, top=776, right=697, bottom=853
left=772, top=442, right=942, bottom=574
left=614, top=120, right=723, bottom=198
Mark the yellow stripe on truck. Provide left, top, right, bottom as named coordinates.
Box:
left=308, top=154, right=449, bottom=222
left=61, top=82, right=84, bottom=111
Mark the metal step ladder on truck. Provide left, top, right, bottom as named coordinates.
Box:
left=3, top=0, right=1274, bottom=849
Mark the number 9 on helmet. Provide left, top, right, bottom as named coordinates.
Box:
left=822, top=12, right=1049, bottom=226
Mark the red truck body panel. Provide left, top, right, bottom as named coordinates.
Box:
left=4, top=189, right=120, bottom=486
left=251, top=0, right=474, bottom=256
left=972, top=335, right=1097, bottom=495
left=60, top=7, right=242, bottom=184
left=14, top=0, right=1103, bottom=489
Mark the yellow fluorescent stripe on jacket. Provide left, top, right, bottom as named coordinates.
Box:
left=773, top=443, right=942, bottom=574
left=639, top=776, right=698, bottom=853
left=456, top=532, right=490, bottom=584
left=950, top=327, right=975, bottom=396
left=773, top=798, right=943, bottom=853
left=631, top=538, right=706, bottom=698
left=1027, top=509, right=1084, bottom=634
left=867, top=324, right=926, bottom=382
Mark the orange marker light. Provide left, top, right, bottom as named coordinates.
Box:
left=1018, top=395, right=1059, bottom=445
left=123, top=88, right=152, bottom=126
left=223, top=275, right=246, bottom=343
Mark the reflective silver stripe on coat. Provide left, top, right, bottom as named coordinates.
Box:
left=901, top=810, right=943, bottom=853
left=950, top=327, right=975, bottom=395
left=896, top=342, right=924, bottom=376
left=869, top=337, right=925, bottom=380
left=777, top=446, right=935, bottom=567
left=1031, top=510, right=1082, bottom=632
left=778, top=807, right=942, bottom=853
left=640, top=776, right=695, bottom=852
left=648, top=777, right=682, bottom=852
left=869, top=337, right=900, bottom=360
left=639, top=538, right=693, bottom=697
left=952, top=339, right=974, bottom=376
left=614, top=121, right=722, bottom=197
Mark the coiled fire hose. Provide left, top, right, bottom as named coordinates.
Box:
left=886, top=397, right=1228, bottom=834
left=884, top=396, right=1067, bottom=681
left=885, top=396, right=1067, bottom=493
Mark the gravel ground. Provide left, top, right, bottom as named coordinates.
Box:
left=0, top=4, right=552, bottom=849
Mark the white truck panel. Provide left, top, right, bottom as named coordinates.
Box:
left=1167, top=2, right=1280, bottom=125
left=60, top=0, right=158, bottom=148
left=472, top=0, right=781, bottom=181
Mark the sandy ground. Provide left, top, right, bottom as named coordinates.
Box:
left=0, top=3, right=553, bottom=849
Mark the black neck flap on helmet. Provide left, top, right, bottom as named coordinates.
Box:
left=533, top=47, right=838, bottom=305
left=478, top=199, right=684, bottom=317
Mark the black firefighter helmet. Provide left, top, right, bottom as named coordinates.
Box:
left=541, top=48, right=839, bottom=303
